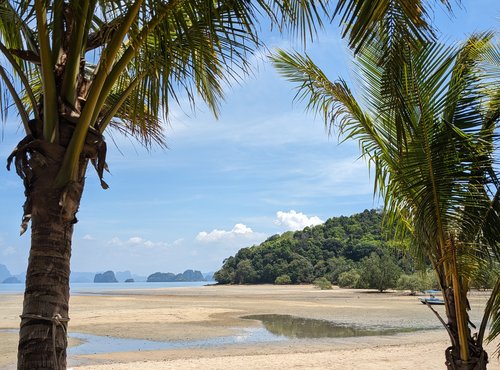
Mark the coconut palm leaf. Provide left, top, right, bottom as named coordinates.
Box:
left=333, top=0, right=451, bottom=52
left=272, top=33, right=500, bottom=362
left=0, top=0, right=334, bottom=186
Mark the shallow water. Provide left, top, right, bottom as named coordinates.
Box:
left=1, top=315, right=433, bottom=358
left=67, top=315, right=430, bottom=356
left=242, top=314, right=427, bottom=339
left=68, top=327, right=284, bottom=356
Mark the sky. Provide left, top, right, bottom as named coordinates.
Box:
left=0, top=1, right=499, bottom=276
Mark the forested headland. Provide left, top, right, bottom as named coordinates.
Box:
left=214, top=210, right=496, bottom=292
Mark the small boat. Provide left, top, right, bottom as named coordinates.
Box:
left=418, top=290, right=445, bottom=305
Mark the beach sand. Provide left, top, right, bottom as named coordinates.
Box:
left=0, top=285, right=498, bottom=369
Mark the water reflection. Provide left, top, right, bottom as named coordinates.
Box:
left=68, top=327, right=284, bottom=356
left=1, top=315, right=428, bottom=362
left=242, top=314, right=419, bottom=339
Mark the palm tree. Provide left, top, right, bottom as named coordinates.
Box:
left=0, top=1, right=336, bottom=368
left=272, top=33, right=500, bottom=368
left=0, top=0, right=452, bottom=368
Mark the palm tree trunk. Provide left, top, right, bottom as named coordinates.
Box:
left=437, top=272, right=489, bottom=370
left=443, top=290, right=489, bottom=370
left=445, top=347, right=488, bottom=370
left=15, top=137, right=85, bottom=370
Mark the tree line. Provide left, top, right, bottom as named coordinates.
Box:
left=214, top=210, right=498, bottom=293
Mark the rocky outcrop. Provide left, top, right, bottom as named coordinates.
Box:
left=147, top=269, right=205, bottom=282
left=94, top=271, right=118, bottom=283
left=177, top=269, right=204, bottom=281
left=2, top=276, right=21, bottom=284
left=124, top=278, right=134, bottom=283
left=147, top=272, right=176, bottom=282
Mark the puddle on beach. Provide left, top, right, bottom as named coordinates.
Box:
left=67, top=315, right=425, bottom=356
left=68, top=327, right=284, bottom=356
left=241, top=314, right=423, bottom=339
left=1, top=316, right=428, bottom=358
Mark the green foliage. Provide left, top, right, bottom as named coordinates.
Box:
left=234, top=260, right=259, bottom=284
left=470, top=263, right=500, bottom=291
left=396, top=274, right=420, bottom=294
left=338, top=269, right=361, bottom=288
left=288, top=255, right=314, bottom=283
left=397, top=270, right=437, bottom=294
left=313, top=277, right=333, bottom=290
left=215, top=209, right=409, bottom=285
left=275, top=275, right=292, bottom=285
left=321, top=256, right=356, bottom=283
left=358, top=252, right=402, bottom=292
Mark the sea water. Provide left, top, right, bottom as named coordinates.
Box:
left=0, top=281, right=209, bottom=294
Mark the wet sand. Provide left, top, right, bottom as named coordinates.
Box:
left=0, top=285, right=498, bottom=369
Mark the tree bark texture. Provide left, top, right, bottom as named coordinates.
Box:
left=14, top=136, right=85, bottom=370
left=446, top=346, right=488, bottom=370
left=441, top=287, right=489, bottom=369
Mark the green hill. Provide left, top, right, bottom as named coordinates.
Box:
left=214, top=209, right=412, bottom=287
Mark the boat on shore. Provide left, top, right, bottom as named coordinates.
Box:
left=418, top=290, right=445, bottom=305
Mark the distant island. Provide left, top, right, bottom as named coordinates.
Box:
left=92, top=269, right=207, bottom=283
left=71, top=270, right=146, bottom=283
left=0, top=264, right=24, bottom=284
left=94, top=271, right=118, bottom=283
left=0, top=263, right=214, bottom=285
left=2, top=276, right=21, bottom=284
left=147, top=269, right=205, bottom=282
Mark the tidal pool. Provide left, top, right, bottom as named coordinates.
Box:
left=2, top=316, right=431, bottom=358
left=241, top=314, right=426, bottom=339
left=68, top=327, right=284, bottom=356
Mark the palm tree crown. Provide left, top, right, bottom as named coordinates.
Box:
left=273, top=32, right=500, bottom=367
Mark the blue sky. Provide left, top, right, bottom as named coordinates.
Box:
left=0, top=1, right=498, bottom=276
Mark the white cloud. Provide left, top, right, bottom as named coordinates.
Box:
left=232, top=224, right=253, bottom=235
left=2, top=246, right=16, bottom=256
left=274, top=210, right=324, bottom=231
left=128, top=237, right=144, bottom=245
left=196, top=223, right=254, bottom=242
left=83, top=234, right=95, bottom=240
left=107, top=236, right=175, bottom=249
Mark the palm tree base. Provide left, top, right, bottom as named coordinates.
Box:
left=10, top=130, right=87, bottom=369
left=445, top=347, right=488, bottom=370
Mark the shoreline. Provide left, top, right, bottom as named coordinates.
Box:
left=0, top=285, right=498, bottom=369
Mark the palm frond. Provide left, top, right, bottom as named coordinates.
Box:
left=259, top=0, right=329, bottom=45
left=333, top=0, right=450, bottom=52
left=94, top=0, right=260, bottom=146
left=274, top=31, right=500, bottom=358
left=0, top=1, right=39, bottom=133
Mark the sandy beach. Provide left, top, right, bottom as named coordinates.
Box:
left=0, top=285, right=498, bottom=369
